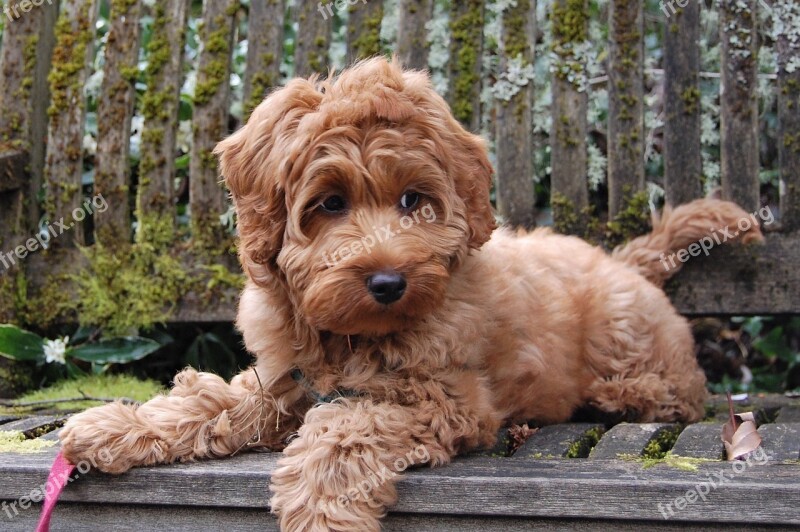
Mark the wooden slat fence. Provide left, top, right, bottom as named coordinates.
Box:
left=0, top=0, right=798, bottom=330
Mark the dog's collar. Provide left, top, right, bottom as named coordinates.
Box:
left=290, top=368, right=362, bottom=404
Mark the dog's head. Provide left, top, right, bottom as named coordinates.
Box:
left=215, top=57, right=495, bottom=336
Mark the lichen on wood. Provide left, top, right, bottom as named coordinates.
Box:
left=448, top=0, right=485, bottom=131
left=43, top=0, right=99, bottom=248
left=243, top=0, right=286, bottom=120
left=347, top=0, right=384, bottom=61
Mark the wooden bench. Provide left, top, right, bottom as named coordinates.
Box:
left=2, top=395, right=799, bottom=530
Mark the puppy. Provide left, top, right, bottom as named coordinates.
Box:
left=61, top=57, right=762, bottom=531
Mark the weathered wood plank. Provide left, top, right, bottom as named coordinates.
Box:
left=293, top=0, right=332, bottom=78
left=662, top=0, right=703, bottom=206
left=589, top=423, right=679, bottom=459
left=4, top=504, right=797, bottom=532
left=0, top=415, right=21, bottom=426
left=776, top=406, right=800, bottom=423
left=242, top=0, right=286, bottom=120
left=191, top=0, right=238, bottom=251
left=550, top=0, right=589, bottom=235
left=719, top=0, right=760, bottom=212
left=0, top=0, right=57, bottom=231
left=758, top=423, right=800, bottom=462
left=2, top=450, right=800, bottom=525
left=513, top=423, right=603, bottom=459
left=347, top=0, right=383, bottom=62
left=396, top=0, right=434, bottom=70
left=494, top=0, right=536, bottom=229
left=607, top=0, right=645, bottom=217
left=671, top=423, right=725, bottom=460
left=137, top=0, right=190, bottom=244
left=1, top=416, right=65, bottom=439
left=773, top=2, right=800, bottom=232
left=93, top=0, right=142, bottom=246
left=44, top=0, right=100, bottom=248
left=447, top=0, right=485, bottom=132
left=667, top=233, right=800, bottom=315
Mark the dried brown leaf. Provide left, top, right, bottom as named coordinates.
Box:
left=721, top=392, right=762, bottom=460
left=508, top=423, right=538, bottom=454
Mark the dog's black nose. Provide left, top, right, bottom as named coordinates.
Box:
left=366, top=272, right=407, bottom=305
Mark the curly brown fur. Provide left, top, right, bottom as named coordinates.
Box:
left=60, top=57, right=763, bottom=531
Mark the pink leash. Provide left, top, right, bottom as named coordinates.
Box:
left=35, top=452, right=76, bottom=532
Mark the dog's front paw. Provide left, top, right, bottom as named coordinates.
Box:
left=60, top=402, right=169, bottom=474
left=270, top=453, right=383, bottom=532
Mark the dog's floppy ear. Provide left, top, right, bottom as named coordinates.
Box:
left=214, top=79, right=322, bottom=281
left=448, top=129, right=496, bottom=249
left=401, top=70, right=496, bottom=250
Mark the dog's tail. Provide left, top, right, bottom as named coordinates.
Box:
left=611, top=198, right=765, bottom=287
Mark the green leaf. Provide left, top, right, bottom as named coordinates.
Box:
left=67, top=337, right=161, bottom=365
left=753, top=327, right=794, bottom=362
left=0, top=324, right=45, bottom=362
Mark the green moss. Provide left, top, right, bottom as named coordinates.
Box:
left=244, top=52, right=278, bottom=119
left=201, top=264, right=245, bottom=293
left=565, top=426, right=604, bottom=458
left=71, top=239, right=186, bottom=336
left=48, top=3, right=94, bottom=119
left=502, top=0, right=531, bottom=58
left=0, top=358, right=35, bottom=398
left=0, top=431, right=57, bottom=454
left=450, top=0, right=484, bottom=124
left=551, top=191, right=594, bottom=237
left=642, top=426, right=682, bottom=460
left=17, top=273, right=77, bottom=329
left=681, top=87, right=701, bottom=114
left=9, top=374, right=163, bottom=413
left=550, top=0, right=589, bottom=89
left=194, top=14, right=233, bottom=106
left=618, top=451, right=713, bottom=471
left=351, top=7, right=384, bottom=59
left=605, top=188, right=650, bottom=248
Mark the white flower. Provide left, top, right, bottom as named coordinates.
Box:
left=43, top=337, right=69, bottom=365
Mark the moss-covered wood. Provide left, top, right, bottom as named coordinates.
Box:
left=137, top=0, right=189, bottom=245
left=191, top=0, right=238, bottom=252
left=397, top=0, right=433, bottom=70
left=94, top=0, right=143, bottom=247
left=550, top=0, right=589, bottom=234
left=243, top=0, right=286, bottom=120
left=448, top=0, right=485, bottom=132
left=607, top=0, right=644, bottom=217
left=43, top=0, right=100, bottom=248
left=0, top=0, right=56, bottom=242
left=0, top=3, right=52, bottom=338
left=294, top=0, right=332, bottom=78
left=773, top=1, right=800, bottom=232
left=719, top=0, right=759, bottom=212
left=495, top=0, right=536, bottom=228
left=347, top=0, right=383, bottom=62
left=663, top=0, right=702, bottom=206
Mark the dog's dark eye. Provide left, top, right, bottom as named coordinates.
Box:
left=399, top=192, right=420, bottom=211
left=320, top=195, right=347, bottom=214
